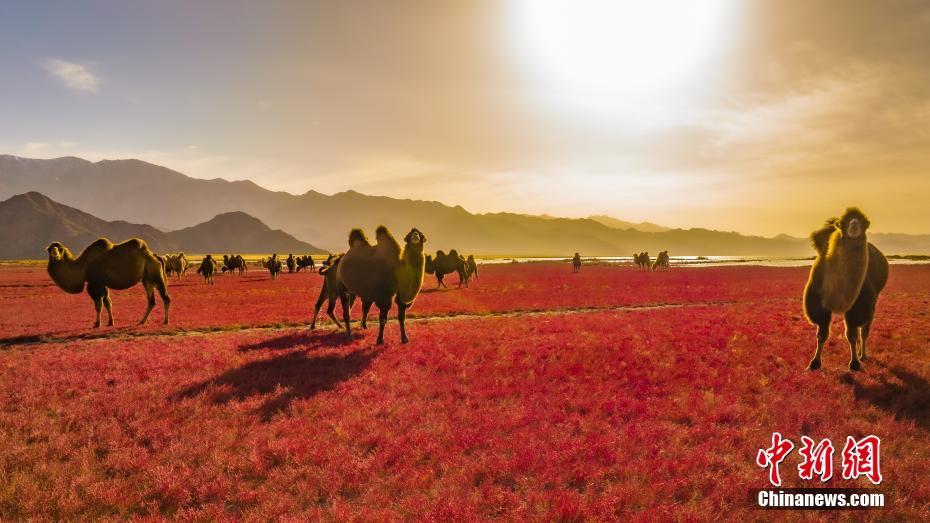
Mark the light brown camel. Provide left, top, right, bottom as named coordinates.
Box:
left=267, top=254, right=283, bottom=280
left=46, top=238, right=171, bottom=327
left=336, top=226, right=427, bottom=344
left=804, top=208, right=889, bottom=371
left=164, top=253, right=190, bottom=280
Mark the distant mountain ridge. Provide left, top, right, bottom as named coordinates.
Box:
left=3, top=155, right=930, bottom=256
left=587, top=215, right=672, bottom=233
left=0, top=192, right=324, bottom=259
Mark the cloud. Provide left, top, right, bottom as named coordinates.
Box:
left=42, top=59, right=100, bottom=93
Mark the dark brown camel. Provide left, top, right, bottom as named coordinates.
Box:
left=336, top=226, right=427, bottom=344
left=310, top=253, right=356, bottom=330
left=425, top=249, right=468, bottom=288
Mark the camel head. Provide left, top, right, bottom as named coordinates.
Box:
left=47, top=242, right=69, bottom=262
left=840, top=207, right=869, bottom=241
left=404, top=228, right=426, bottom=250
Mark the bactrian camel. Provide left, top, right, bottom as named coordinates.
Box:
left=46, top=238, right=171, bottom=327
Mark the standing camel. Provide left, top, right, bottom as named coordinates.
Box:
left=197, top=254, right=218, bottom=284
left=572, top=252, right=582, bottom=273
left=310, top=253, right=355, bottom=329
left=336, top=226, right=427, bottom=344
left=464, top=254, right=479, bottom=281
left=46, top=238, right=171, bottom=327
left=804, top=208, right=889, bottom=371
left=425, top=249, right=468, bottom=288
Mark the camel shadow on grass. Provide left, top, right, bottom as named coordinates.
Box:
left=175, top=347, right=377, bottom=421
left=849, top=362, right=930, bottom=431
left=238, top=329, right=358, bottom=352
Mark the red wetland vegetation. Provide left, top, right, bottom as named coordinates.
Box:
left=1, top=262, right=929, bottom=520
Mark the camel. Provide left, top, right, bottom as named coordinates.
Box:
left=310, top=253, right=356, bottom=330
left=196, top=254, right=218, bottom=284
left=634, top=252, right=650, bottom=271
left=296, top=255, right=316, bottom=272
left=164, top=253, right=190, bottom=280
left=804, top=208, right=889, bottom=371
left=572, top=252, right=582, bottom=273
left=425, top=249, right=468, bottom=288
left=267, top=254, right=283, bottom=280
left=286, top=254, right=296, bottom=273
left=652, top=251, right=670, bottom=271
left=221, top=254, right=247, bottom=275
left=46, top=238, right=171, bottom=328
left=464, top=254, right=479, bottom=281
left=336, top=226, right=427, bottom=344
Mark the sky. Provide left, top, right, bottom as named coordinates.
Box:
left=2, top=0, right=930, bottom=236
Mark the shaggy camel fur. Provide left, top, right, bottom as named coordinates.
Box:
left=804, top=208, right=889, bottom=371
left=425, top=249, right=468, bottom=288
left=164, top=253, right=190, bottom=280
left=47, top=238, right=171, bottom=327
left=652, top=251, right=670, bottom=271
left=196, top=254, right=218, bottom=284
left=310, top=254, right=356, bottom=330
left=336, top=226, right=427, bottom=344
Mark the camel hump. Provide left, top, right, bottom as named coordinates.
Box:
left=810, top=219, right=838, bottom=254
left=89, top=238, right=115, bottom=251
left=449, top=249, right=459, bottom=256
left=348, top=228, right=370, bottom=247
left=375, top=226, right=401, bottom=256
left=436, top=250, right=446, bottom=257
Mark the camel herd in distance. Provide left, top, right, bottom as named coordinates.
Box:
left=43, top=207, right=886, bottom=368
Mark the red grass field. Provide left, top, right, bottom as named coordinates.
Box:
left=1, top=262, right=929, bottom=520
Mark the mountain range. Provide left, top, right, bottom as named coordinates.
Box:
left=2, top=154, right=930, bottom=257
left=0, top=192, right=323, bottom=259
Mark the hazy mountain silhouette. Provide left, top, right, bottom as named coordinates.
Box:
left=0, top=192, right=323, bottom=259
left=3, top=155, right=929, bottom=256
left=587, top=215, right=672, bottom=233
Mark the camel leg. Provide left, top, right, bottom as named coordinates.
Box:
left=310, top=289, right=326, bottom=329
left=92, top=295, right=103, bottom=328
left=859, top=321, right=872, bottom=361
left=140, top=281, right=156, bottom=325
left=326, top=299, right=344, bottom=330
left=156, top=279, right=171, bottom=325
left=361, top=300, right=372, bottom=329
left=845, top=322, right=862, bottom=371
left=808, top=321, right=830, bottom=371
left=339, top=292, right=352, bottom=338
left=375, top=301, right=390, bottom=345
left=87, top=283, right=106, bottom=328
left=397, top=301, right=409, bottom=344
left=103, top=291, right=114, bottom=326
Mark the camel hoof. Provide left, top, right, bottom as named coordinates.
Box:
left=93, top=323, right=100, bottom=329
left=849, top=360, right=862, bottom=372
left=401, top=336, right=409, bottom=344
left=376, top=338, right=384, bottom=345
left=807, top=359, right=821, bottom=371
